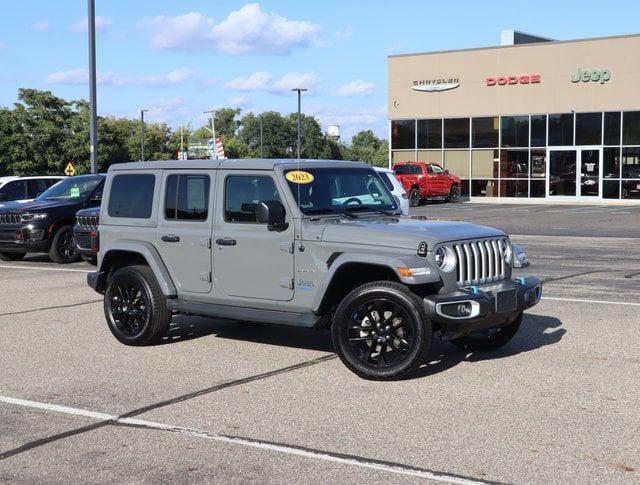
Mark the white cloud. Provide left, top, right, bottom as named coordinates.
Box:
left=32, top=21, right=52, bottom=32
left=70, top=16, right=112, bottom=33
left=334, top=80, right=375, bottom=97
left=227, top=95, right=251, bottom=107
left=45, top=68, right=196, bottom=87
left=146, top=96, right=189, bottom=122
left=307, top=105, right=387, bottom=140
left=224, top=71, right=272, bottom=90
left=271, top=72, right=321, bottom=93
left=144, top=3, right=319, bottom=55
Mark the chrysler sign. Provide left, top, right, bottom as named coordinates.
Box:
left=412, top=77, right=460, bottom=92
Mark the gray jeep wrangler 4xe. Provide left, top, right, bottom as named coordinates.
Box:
left=88, top=159, right=541, bottom=380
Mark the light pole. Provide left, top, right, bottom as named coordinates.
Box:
left=291, top=88, right=307, bottom=159
left=87, top=0, right=98, bottom=173
left=259, top=114, right=263, bottom=158
left=203, top=109, right=217, bottom=159
left=140, top=109, right=149, bottom=162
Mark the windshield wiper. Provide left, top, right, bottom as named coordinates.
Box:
left=305, top=207, right=358, bottom=218
left=344, top=206, right=397, bottom=216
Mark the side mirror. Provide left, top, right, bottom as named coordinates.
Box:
left=444, top=169, right=450, bottom=175
left=256, top=200, right=287, bottom=229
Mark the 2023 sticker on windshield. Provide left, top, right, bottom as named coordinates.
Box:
left=286, top=171, right=315, bottom=184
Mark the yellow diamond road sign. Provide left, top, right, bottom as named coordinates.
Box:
left=64, top=162, right=75, bottom=176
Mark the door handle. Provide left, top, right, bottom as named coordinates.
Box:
left=216, top=238, right=237, bottom=246
left=161, top=235, right=180, bottom=243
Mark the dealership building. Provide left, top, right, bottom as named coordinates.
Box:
left=387, top=32, right=640, bottom=202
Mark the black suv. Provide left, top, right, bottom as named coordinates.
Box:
left=0, top=174, right=105, bottom=263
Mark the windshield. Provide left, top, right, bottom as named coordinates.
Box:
left=37, top=175, right=103, bottom=201
left=285, top=167, right=398, bottom=215
left=394, top=164, right=422, bottom=175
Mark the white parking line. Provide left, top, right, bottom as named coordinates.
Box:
left=542, top=296, right=640, bottom=307
left=0, top=396, right=490, bottom=485
left=0, top=264, right=90, bottom=273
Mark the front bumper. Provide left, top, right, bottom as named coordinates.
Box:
left=74, top=226, right=99, bottom=260
left=423, top=276, right=542, bottom=339
left=0, top=223, right=50, bottom=253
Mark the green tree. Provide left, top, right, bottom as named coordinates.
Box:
left=349, top=129, right=389, bottom=167
left=238, top=111, right=296, bottom=158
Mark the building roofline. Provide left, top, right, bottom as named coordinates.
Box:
left=388, top=32, right=640, bottom=58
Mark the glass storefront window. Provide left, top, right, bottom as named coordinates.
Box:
left=500, top=179, right=529, bottom=197
left=444, top=118, right=470, bottom=148
left=603, top=180, right=620, bottom=199
left=501, top=116, right=529, bottom=147
left=603, top=147, right=621, bottom=178
left=530, top=149, right=546, bottom=178
left=548, top=113, right=574, bottom=146
left=622, top=147, right=640, bottom=179
left=417, top=119, right=442, bottom=149
left=575, top=112, right=602, bottom=145
left=530, top=180, right=546, bottom=198
left=471, top=117, right=499, bottom=148
left=471, top=150, right=499, bottom=178
left=500, top=150, right=529, bottom=178
left=531, top=115, right=547, bottom=147
left=604, top=112, right=621, bottom=145
left=471, top=179, right=498, bottom=197
left=622, top=181, right=640, bottom=199
left=443, top=150, right=469, bottom=178
left=391, top=120, right=415, bottom=149
left=391, top=150, right=416, bottom=163
left=622, top=111, right=640, bottom=145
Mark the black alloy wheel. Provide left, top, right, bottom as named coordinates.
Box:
left=449, top=312, right=523, bottom=352
left=409, top=188, right=421, bottom=207
left=447, top=185, right=460, bottom=203
left=49, top=226, right=81, bottom=264
left=104, top=265, right=170, bottom=346
left=332, top=281, right=431, bottom=380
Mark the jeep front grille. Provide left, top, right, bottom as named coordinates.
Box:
left=451, top=238, right=509, bottom=286
left=0, top=213, right=20, bottom=225
left=76, top=215, right=99, bottom=228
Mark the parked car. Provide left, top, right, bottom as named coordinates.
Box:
left=393, top=162, right=461, bottom=206
left=87, top=159, right=541, bottom=381
left=0, top=174, right=105, bottom=263
left=74, top=206, right=100, bottom=265
left=374, top=166, right=409, bottom=215
left=0, top=176, right=64, bottom=205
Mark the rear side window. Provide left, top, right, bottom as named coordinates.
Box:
left=225, top=175, right=280, bottom=223
left=0, top=181, right=26, bottom=200
left=394, top=165, right=422, bottom=175
left=108, top=174, right=155, bottom=218
left=165, top=174, right=210, bottom=221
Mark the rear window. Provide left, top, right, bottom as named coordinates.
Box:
left=394, top=164, right=422, bottom=175
left=108, top=174, right=156, bottom=219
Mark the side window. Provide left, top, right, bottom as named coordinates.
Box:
left=426, top=164, right=433, bottom=174
left=165, top=174, right=210, bottom=221
left=224, top=175, right=280, bottom=223
left=432, top=165, right=444, bottom=174
left=379, top=173, right=395, bottom=191
left=1, top=181, right=26, bottom=200
left=108, top=174, right=155, bottom=218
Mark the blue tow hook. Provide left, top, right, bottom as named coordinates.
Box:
left=470, top=286, right=480, bottom=295
left=517, top=276, right=527, bottom=285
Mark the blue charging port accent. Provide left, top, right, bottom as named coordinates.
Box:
left=470, top=286, right=480, bottom=295
left=517, top=277, right=526, bottom=285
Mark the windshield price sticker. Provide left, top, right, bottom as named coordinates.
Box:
left=70, top=187, right=81, bottom=198
left=286, top=171, right=315, bottom=184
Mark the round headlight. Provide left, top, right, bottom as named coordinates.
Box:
left=435, top=247, right=447, bottom=268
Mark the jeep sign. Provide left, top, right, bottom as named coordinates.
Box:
left=570, top=68, right=611, bottom=84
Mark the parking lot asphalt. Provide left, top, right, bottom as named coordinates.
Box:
left=1, top=203, right=639, bottom=484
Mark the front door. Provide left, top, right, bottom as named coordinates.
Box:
left=213, top=171, right=295, bottom=301
left=548, top=148, right=602, bottom=200
left=156, top=171, right=213, bottom=294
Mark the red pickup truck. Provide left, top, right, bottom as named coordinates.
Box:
left=392, top=162, right=461, bottom=207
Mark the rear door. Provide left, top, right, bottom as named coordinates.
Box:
left=430, top=164, right=448, bottom=195
left=213, top=170, right=294, bottom=301
left=156, top=170, right=213, bottom=294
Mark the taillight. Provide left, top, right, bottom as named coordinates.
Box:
left=90, top=230, right=99, bottom=253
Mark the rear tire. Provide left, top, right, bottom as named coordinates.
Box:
left=331, top=281, right=431, bottom=380
left=449, top=312, right=523, bottom=352
left=409, top=188, right=421, bottom=207
left=446, top=185, right=460, bottom=203
left=104, top=265, right=171, bottom=346
left=49, top=226, right=81, bottom=264
left=0, top=251, right=26, bottom=261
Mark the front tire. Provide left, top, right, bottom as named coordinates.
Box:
left=449, top=312, right=523, bottom=352
left=331, top=281, right=431, bottom=380
left=0, top=251, right=26, bottom=261
left=409, top=188, right=421, bottom=207
left=49, top=226, right=81, bottom=264
left=104, top=265, right=171, bottom=346
left=446, top=185, right=460, bottom=203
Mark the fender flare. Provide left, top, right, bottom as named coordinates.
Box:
left=312, top=251, right=440, bottom=313
left=98, top=239, right=177, bottom=297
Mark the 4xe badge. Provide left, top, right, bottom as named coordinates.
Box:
left=417, top=241, right=428, bottom=257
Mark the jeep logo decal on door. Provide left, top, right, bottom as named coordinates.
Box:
left=570, top=68, right=611, bottom=84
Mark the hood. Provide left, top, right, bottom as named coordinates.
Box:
left=320, top=217, right=506, bottom=250
left=0, top=198, right=81, bottom=214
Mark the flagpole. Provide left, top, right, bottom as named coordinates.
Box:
left=203, top=109, right=217, bottom=159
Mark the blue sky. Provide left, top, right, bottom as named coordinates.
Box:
left=0, top=0, right=638, bottom=140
